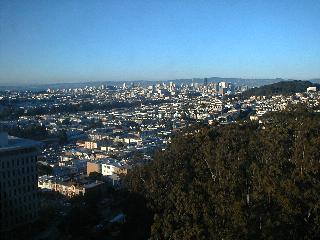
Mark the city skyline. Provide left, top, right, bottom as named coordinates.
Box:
left=1, top=0, right=320, bottom=85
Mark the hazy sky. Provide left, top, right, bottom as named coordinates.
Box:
left=0, top=0, right=320, bottom=85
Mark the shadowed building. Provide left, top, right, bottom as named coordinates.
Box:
left=0, top=132, right=41, bottom=235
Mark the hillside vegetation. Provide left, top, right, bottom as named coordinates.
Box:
left=242, top=80, right=319, bottom=98
left=123, top=107, right=320, bottom=239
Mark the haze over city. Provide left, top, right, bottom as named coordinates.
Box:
left=1, top=0, right=320, bottom=85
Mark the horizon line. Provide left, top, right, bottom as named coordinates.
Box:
left=1, top=76, right=320, bottom=87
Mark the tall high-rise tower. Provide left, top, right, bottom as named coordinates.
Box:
left=204, top=78, right=208, bottom=86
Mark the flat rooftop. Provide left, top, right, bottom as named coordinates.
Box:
left=0, top=135, right=42, bottom=153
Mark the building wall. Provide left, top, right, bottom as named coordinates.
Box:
left=114, top=167, right=128, bottom=175
left=101, top=164, right=114, bottom=176
left=0, top=147, right=39, bottom=233
left=84, top=141, right=98, bottom=149
left=101, top=164, right=127, bottom=176
left=87, top=162, right=101, bottom=175
left=38, top=180, right=103, bottom=198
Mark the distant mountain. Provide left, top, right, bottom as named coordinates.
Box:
left=310, top=78, right=320, bottom=84
left=242, top=80, right=320, bottom=98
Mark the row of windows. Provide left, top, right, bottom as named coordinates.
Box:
left=0, top=185, right=38, bottom=200
left=1, top=166, right=36, bottom=179
left=0, top=187, right=37, bottom=200
left=0, top=175, right=37, bottom=188
left=0, top=199, right=37, bottom=211
left=0, top=155, right=37, bottom=169
left=0, top=210, right=38, bottom=230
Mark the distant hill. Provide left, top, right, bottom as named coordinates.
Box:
left=242, top=80, right=320, bottom=98
left=310, top=78, right=320, bottom=84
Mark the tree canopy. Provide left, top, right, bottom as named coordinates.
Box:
left=242, top=80, right=319, bottom=98
left=123, top=108, right=320, bottom=239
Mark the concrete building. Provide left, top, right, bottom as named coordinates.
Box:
left=101, top=161, right=127, bottom=176
left=0, top=132, right=41, bottom=233
left=87, top=161, right=102, bottom=175
left=87, top=158, right=128, bottom=177
left=307, top=86, right=317, bottom=92
left=84, top=141, right=98, bottom=149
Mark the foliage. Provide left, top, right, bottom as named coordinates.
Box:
left=37, top=162, right=53, bottom=175
left=242, top=80, right=319, bottom=98
left=7, top=124, right=49, bottom=140
left=124, top=108, right=320, bottom=239
left=57, top=129, right=68, bottom=144
left=88, top=171, right=103, bottom=181
left=58, top=203, right=100, bottom=238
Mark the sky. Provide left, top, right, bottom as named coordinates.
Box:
left=0, top=0, right=320, bottom=85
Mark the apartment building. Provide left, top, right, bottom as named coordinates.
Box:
left=87, top=158, right=128, bottom=177
left=0, top=132, right=41, bottom=233
left=38, top=175, right=104, bottom=198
